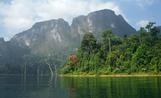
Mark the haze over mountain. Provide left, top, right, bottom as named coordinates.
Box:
left=11, top=18, right=73, bottom=55
left=0, top=9, right=136, bottom=74
left=11, top=9, right=136, bottom=52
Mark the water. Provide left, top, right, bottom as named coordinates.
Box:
left=0, top=75, right=161, bottom=98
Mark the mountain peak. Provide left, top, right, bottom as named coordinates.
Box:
left=71, top=9, right=136, bottom=38
left=88, top=9, right=115, bottom=16
left=32, top=18, right=68, bottom=29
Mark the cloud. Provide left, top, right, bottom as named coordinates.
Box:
left=137, top=20, right=149, bottom=27
left=136, top=0, right=158, bottom=7
left=0, top=0, right=123, bottom=39
left=124, top=0, right=158, bottom=8
left=0, top=0, right=36, bottom=37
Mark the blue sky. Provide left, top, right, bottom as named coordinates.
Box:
left=0, top=0, right=161, bottom=40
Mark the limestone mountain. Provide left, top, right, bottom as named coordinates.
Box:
left=11, top=9, right=136, bottom=55
left=71, top=9, right=136, bottom=40
left=10, top=18, right=73, bottom=55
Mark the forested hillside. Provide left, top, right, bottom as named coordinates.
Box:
left=61, top=22, right=161, bottom=74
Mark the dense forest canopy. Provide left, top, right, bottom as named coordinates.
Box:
left=61, top=22, right=161, bottom=74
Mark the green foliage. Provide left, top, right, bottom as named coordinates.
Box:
left=61, top=22, right=161, bottom=74
left=81, top=32, right=98, bottom=53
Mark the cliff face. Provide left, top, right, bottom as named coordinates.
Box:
left=71, top=9, right=136, bottom=39
left=10, top=18, right=72, bottom=55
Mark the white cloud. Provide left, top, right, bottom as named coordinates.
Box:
left=0, top=0, right=123, bottom=39
left=137, top=20, right=149, bottom=27
left=136, top=0, right=157, bottom=7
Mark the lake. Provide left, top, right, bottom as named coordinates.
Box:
left=0, top=75, right=160, bottom=98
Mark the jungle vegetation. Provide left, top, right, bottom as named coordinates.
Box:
left=61, top=22, right=161, bottom=75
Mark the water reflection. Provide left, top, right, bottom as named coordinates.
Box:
left=0, top=75, right=160, bottom=98
left=61, top=77, right=161, bottom=98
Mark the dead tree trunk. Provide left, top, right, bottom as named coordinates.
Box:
left=46, top=62, right=54, bottom=78
left=22, top=64, right=27, bottom=91
left=37, top=66, right=40, bottom=87
left=24, top=64, right=27, bottom=81
left=54, top=64, right=57, bottom=75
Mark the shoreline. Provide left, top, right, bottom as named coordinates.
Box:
left=0, top=74, right=161, bottom=77
left=60, top=74, right=161, bottom=77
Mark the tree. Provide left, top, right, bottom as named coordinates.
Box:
left=69, top=54, right=78, bottom=65
left=101, top=30, right=113, bottom=54
left=81, top=32, right=97, bottom=53
left=150, top=26, right=160, bottom=40
left=145, top=22, right=160, bottom=39
left=145, top=22, right=155, bottom=32
left=138, top=27, right=147, bottom=43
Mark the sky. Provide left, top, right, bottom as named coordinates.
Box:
left=0, top=0, right=161, bottom=40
